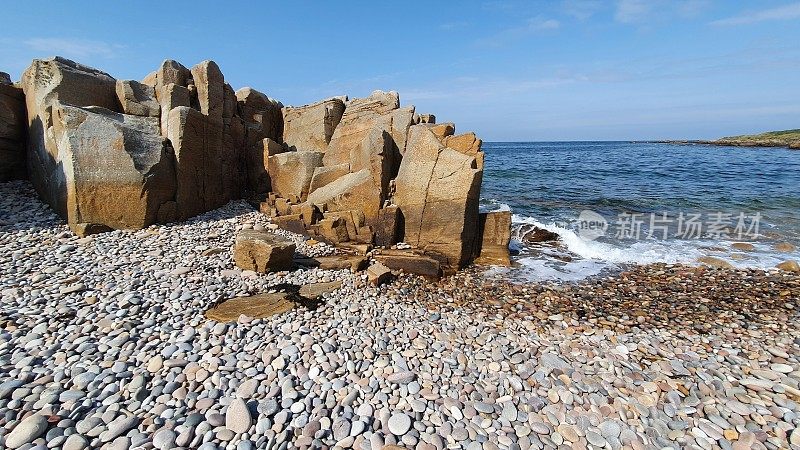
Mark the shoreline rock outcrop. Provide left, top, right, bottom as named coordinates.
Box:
left=0, top=72, right=26, bottom=181
left=1, top=56, right=509, bottom=273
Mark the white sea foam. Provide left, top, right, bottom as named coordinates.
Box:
left=504, top=214, right=800, bottom=282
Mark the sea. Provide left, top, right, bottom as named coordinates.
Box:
left=480, top=141, right=800, bottom=282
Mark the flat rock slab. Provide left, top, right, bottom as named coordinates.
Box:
left=205, top=293, right=294, bottom=322
left=298, top=281, right=342, bottom=299
left=294, top=255, right=367, bottom=272
left=373, top=252, right=442, bottom=280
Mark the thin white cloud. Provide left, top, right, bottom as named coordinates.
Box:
left=23, top=38, right=121, bottom=59
left=614, top=0, right=651, bottom=23
left=529, top=17, right=561, bottom=30
left=711, top=2, right=800, bottom=26
left=440, top=21, right=469, bottom=31
left=476, top=16, right=560, bottom=47
left=562, top=0, right=603, bottom=21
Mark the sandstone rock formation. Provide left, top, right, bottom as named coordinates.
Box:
left=6, top=56, right=501, bottom=274
left=394, top=124, right=483, bottom=270
left=282, top=98, right=345, bottom=152
left=0, top=74, right=26, bottom=181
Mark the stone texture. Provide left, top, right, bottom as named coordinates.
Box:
left=293, top=254, right=367, bottom=272
left=776, top=260, right=800, bottom=272
left=157, top=83, right=191, bottom=137
left=205, top=293, right=294, bottom=321
left=5, top=413, right=48, bottom=449
left=247, top=137, right=286, bottom=195
left=191, top=60, right=224, bottom=120
left=233, top=229, right=296, bottom=272
left=51, top=103, right=175, bottom=230
left=167, top=106, right=231, bottom=220
left=268, top=151, right=324, bottom=201
left=367, top=262, right=392, bottom=286
left=116, top=79, right=159, bottom=117
left=282, top=97, right=345, bottom=152
left=394, top=124, right=483, bottom=271
left=236, top=87, right=283, bottom=142
left=226, top=398, right=253, bottom=434
left=142, top=60, right=191, bottom=95
left=374, top=205, right=401, bottom=248
left=475, top=210, right=512, bottom=266
left=373, top=251, right=442, bottom=280
left=305, top=169, right=382, bottom=223
left=21, top=57, right=121, bottom=216
left=309, top=163, right=350, bottom=194
left=0, top=81, right=26, bottom=181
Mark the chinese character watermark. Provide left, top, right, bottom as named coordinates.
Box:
left=574, top=210, right=762, bottom=241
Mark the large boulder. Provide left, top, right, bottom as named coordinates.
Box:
left=21, top=57, right=169, bottom=224
left=142, top=60, right=191, bottom=94
left=0, top=80, right=27, bottom=181
left=282, top=97, right=345, bottom=152
left=267, top=151, right=323, bottom=201
left=305, top=169, right=382, bottom=223
left=323, top=90, right=400, bottom=168
left=51, top=103, right=176, bottom=231
left=190, top=60, right=224, bottom=121
left=233, top=229, right=296, bottom=272
left=157, top=83, right=191, bottom=137
left=167, top=106, right=229, bottom=220
left=309, top=163, right=349, bottom=194
left=236, top=87, right=283, bottom=141
left=116, top=79, right=159, bottom=117
left=394, top=124, right=483, bottom=271
left=246, top=137, right=286, bottom=195
left=474, top=210, right=512, bottom=266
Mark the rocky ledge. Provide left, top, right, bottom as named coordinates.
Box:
left=1, top=181, right=800, bottom=450
left=0, top=58, right=509, bottom=277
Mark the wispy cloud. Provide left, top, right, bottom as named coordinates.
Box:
left=477, top=16, right=560, bottom=47
left=614, top=0, right=710, bottom=25
left=22, top=38, right=122, bottom=59
left=614, top=0, right=651, bottom=23
left=710, top=2, right=800, bottom=26
left=562, top=0, right=604, bottom=21
left=440, top=21, right=469, bottom=31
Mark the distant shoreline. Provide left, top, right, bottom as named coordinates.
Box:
left=650, top=139, right=800, bottom=149
left=649, top=129, right=800, bottom=150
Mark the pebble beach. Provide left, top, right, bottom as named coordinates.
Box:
left=1, top=179, right=799, bottom=450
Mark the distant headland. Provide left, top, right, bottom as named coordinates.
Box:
left=653, top=128, right=800, bottom=149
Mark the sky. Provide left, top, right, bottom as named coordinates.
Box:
left=1, top=1, right=799, bottom=141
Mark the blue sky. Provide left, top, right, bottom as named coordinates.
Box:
left=1, top=1, right=799, bottom=141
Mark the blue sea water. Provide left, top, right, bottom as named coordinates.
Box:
left=480, top=141, right=800, bottom=281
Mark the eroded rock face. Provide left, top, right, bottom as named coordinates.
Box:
left=306, top=169, right=382, bottom=223
left=21, top=57, right=171, bottom=228
left=394, top=124, right=483, bottom=270
left=116, top=80, right=159, bottom=117
left=268, top=151, right=323, bottom=201
left=17, top=56, right=489, bottom=274
left=53, top=104, right=176, bottom=230
left=0, top=80, right=26, bottom=181
left=475, top=210, right=512, bottom=266
left=167, top=106, right=227, bottom=220
left=282, top=98, right=345, bottom=152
